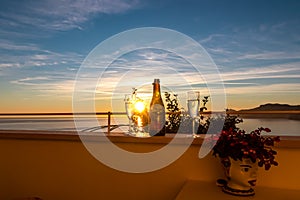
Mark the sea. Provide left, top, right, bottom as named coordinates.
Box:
left=0, top=116, right=299, bottom=136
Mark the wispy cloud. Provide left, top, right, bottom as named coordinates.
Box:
left=237, top=51, right=300, bottom=60
left=223, top=62, right=300, bottom=78
left=10, top=75, right=76, bottom=99
left=52, top=44, right=300, bottom=101
left=202, top=21, right=300, bottom=61
left=10, top=76, right=50, bottom=86
left=0, top=63, right=20, bottom=68
left=199, top=34, right=226, bottom=44
left=0, top=39, right=84, bottom=71
left=11, top=55, right=299, bottom=101
left=0, top=39, right=40, bottom=51
left=0, top=0, right=141, bottom=31
left=225, top=83, right=299, bottom=95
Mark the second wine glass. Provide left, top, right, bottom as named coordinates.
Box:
left=187, top=91, right=200, bottom=137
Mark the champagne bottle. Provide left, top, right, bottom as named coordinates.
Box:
left=149, top=79, right=166, bottom=136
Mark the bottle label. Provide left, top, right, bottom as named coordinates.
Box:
left=149, top=104, right=165, bottom=136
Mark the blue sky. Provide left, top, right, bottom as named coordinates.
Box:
left=0, top=0, right=300, bottom=112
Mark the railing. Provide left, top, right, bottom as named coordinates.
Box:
left=0, top=112, right=127, bottom=134
left=0, top=111, right=299, bottom=134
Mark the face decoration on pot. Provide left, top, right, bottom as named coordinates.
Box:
left=219, top=158, right=258, bottom=196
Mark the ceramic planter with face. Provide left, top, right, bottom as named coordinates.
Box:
left=220, top=157, right=258, bottom=196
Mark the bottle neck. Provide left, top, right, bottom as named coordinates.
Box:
left=153, top=83, right=161, bottom=98
left=151, top=82, right=164, bottom=106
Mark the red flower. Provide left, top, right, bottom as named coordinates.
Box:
left=241, top=141, right=248, bottom=146
left=213, top=125, right=280, bottom=171
left=264, top=128, right=271, bottom=132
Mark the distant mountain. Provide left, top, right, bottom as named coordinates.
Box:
left=240, top=103, right=300, bottom=111
left=226, top=108, right=237, bottom=112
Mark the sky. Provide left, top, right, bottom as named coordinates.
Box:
left=0, top=0, right=300, bottom=113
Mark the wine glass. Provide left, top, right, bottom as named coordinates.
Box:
left=187, top=91, right=200, bottom=137
left=124, top=94, right=135, bottom=136
left=132, top=99, right=150, bottom=138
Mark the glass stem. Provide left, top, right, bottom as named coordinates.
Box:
left=192, top=118, right=195, bottom=135
left=128, top=120, right=132, bottom=133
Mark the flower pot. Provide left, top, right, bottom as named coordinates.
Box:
left=218, top=157, right=258, bottom=196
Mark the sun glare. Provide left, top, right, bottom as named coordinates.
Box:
left=134, top=101, right=145, bottom=112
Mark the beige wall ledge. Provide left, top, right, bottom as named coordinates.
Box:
left=0, top=129, right=299, bottom=148
left=1, top=129, right=300, bottom=200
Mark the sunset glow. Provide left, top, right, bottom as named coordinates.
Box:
left=0, top=0, right=299, bottom=113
